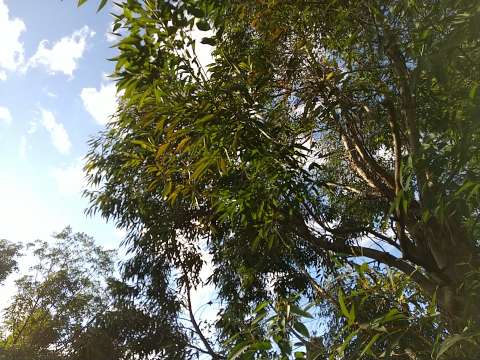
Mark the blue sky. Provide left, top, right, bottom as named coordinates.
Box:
left=0, top=0, right=219, bottom=317
left=0, top=0, right=123, bottom=254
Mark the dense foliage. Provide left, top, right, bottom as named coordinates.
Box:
left=2, top=0, right=479, bottom=358
left=0, top=239, right=21, bottom=285
left=79, top=0, right=480, bottom=358
left=0, top=228, right=115, bottom=359
left=0, top=228, right=199, bottom=360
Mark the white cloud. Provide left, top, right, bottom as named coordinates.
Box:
left=0, top=0, right=26, bottom=74
left=27, top=120, right=37, bottom=134
left=52, top=159, right=86, bottom=196
left=26, top=26, right=95, bottom=77
left=0, top=106, right=12, bottom=124
left=80, top=81, right=118, bottom=125
left=42, top=87, right=58, bottom=98
left=40, top=109, right=71, bottom=155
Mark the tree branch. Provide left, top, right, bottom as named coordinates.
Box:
left=185, top=282, right=223, bottom=359
left=341, top=134, right=391, bottom=197
left=294, top=217, right=437, bottom=298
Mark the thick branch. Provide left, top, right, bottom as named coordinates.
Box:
left=303, top=202, right=399, bottom=250
left=317, top=236, right=435, bottom=296
left=386, top=100, right=413, bottom=257
left=346, top=117, right=396, bottom=190
left=383, top=31, right=428, bottom=204
left=341, top=134, right=391, bottom=197
left=295, top=217, right=437, bottom=297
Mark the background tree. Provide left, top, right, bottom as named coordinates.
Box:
left=0, top=228, right=115, bottom=360
left=80, top=0, right=480, bottom=357
left=0, top=226, right=214, bottom=360
left=0, top=239, right=21, bottom=286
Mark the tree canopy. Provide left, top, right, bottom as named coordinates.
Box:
left=0, top=228, right=115, bottom=359
left=7, top=0, right=477, bottom=358
left=0, top=239, right=21, bottom=286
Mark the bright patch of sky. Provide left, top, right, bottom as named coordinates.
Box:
left=0, top=0, right=123, bottom=306
left=80, top=78, right=117, bottom=125
left=0, top=1, right=218, bottom=327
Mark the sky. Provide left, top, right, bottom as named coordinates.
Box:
left=0, top=0, right=124, bottom=304
left=0, top=0, right=124, bottom=243
left=0, top=0, right=218, bottom=323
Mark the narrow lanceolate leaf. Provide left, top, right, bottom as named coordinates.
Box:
left=338, top=290, right=353, bottom=323
left=290, top=304, right=313, bottom=319
left=201, top=37, right=216, bottom=46
left=189, top=7, right=205, bottom=18
left=97, top=0, right=108, bottom=12
left=228, top=343, right=252, bottom=360
left=360, top=333, right=381, bottom=357
left=77, top=0, right=88, bottom=6
left=435, top=332, right=480, bottom=359
left=469, top=82, right=479, bottom=99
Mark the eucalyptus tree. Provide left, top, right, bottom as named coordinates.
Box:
left=80, top=0, right=480, bottom=357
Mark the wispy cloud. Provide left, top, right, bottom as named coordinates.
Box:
left=26, top=26, right=95, bottom=77
left=27, top=120, right=37, bottom=134
left=40, top=109, right=71, bottom=155
left=0, top=106, right=12, bottom=125
left=0, top=0, right=26, bottom=77
left=52, top=158, right=86, bottom=196
left=80, top=80, right=118, bottom=125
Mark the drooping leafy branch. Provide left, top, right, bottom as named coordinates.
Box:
left=75, top=0, right=480, bottom=358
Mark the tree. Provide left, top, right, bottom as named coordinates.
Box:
left=229, top=264, right=479, bottom=359
left=0, top=239, right=21, bottom=285
left=81, top=0, right=480, bottom=357
left=0, top=228, right=115, bottom=360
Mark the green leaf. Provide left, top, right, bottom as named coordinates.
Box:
left=381, top=308, right=406, bottom=323
left=196, top=20, right=211, bottom=31
left=338, top=289, right=354, bottom=324
left=189, top=7, right=205, bottom=18
left=360, top=333, right=381, bottom=357
left=435, top=332, right=480, bottom=359
left=469, top=82, right=479, bottom=99
left=201, top=37, right=216, bottom=46
left=97, top=0, right=108, bottom=12
left=196, top=114, right=215, bottom=125
left=293, top=320, right=310, bottom=338
left=337, top=329, right=359, bottom=356
left=78, top=0, right=88, bottom=6
left=228, top=343, right=251, bottom=360
left=192, top=158, right=213, bottom=181
left=290, top=304, right=313, bottom=319
left=228, top=341, right=271, bottom=360
left=254, top=301, right=269, bottom=313
left=294, top=351, right=306, bottom=359
left=250, top=341, right=272, bottom=351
